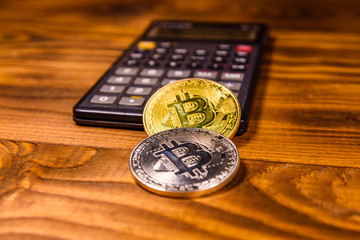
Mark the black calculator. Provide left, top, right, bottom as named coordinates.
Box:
left=73, top=20, right=268, bottom=135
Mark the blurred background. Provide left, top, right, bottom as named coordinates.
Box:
left=2, top=0, right=360, bottom=31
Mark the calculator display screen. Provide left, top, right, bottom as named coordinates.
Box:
left=146, top=27, right=257, bottom=42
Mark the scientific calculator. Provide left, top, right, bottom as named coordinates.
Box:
left=73, top=20, right=268, bottom=135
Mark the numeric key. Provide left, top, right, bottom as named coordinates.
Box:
left=90, top=95, right=116, bottom=104
left=167, top=70, right=191, bottom=78
left=140, top=68, right=164, bottom=77
left=107, top=76, right=132, bottom=84
left=134, top=77, right=159, bottom=86
left=115, top=67, right=139, bottom=76
left=99, top=85, right=125, bottom=93
left=174, top=48, right=188, bottom=55
left=126, top=87, right=153, bottom=95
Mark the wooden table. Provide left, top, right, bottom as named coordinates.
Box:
left=1, top=0, right=360, bottom=239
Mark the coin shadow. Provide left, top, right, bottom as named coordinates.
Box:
left=210, top=160, right=247, bottom=196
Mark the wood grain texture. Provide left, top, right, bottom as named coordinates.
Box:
left=0, top=0, right=360, bottom=239
left=1, top=140, right=360, bottom=240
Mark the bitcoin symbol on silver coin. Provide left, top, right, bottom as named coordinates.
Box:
left=153, top=140, right=212, bottom=179
left=129, top=128, right=240, bottom=198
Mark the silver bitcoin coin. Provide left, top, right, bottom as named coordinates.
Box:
left=129, top=128, right=240, bottom=197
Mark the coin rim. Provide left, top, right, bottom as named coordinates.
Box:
left=129, top=128, right=240, bottom=198
left=142, top=78, right=241, bottom=139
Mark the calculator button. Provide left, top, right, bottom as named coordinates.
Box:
left=208, top=63, right=225, bottom=70
left=124, top=59, right=139, bottom=66
left=155, top=48, right=167, bottom=54
left=215, top=50, right=229, bottom=56
left=220, top=72, right=245, bottom=81
left=167, top=70, right=191, bottom=78
left=119, top=97, right=145, bottom=106
left=130, top=53, right=143, bottom=59
left=159, top=42, right=172, bottom=48
left=115, top=67, right=139, bottom=76
left=195, top=49, right=208, bottom=56
left=171, top=54, right=185, bottom=61
left=230, top=64, right=246, bottom=71
left=235, top=51, right=249, bottom=57
left=90, top=95, right=116, bottom=104
left=233, top=57, right=247, bottom=64
left=218, top=44, right=231, bottom=50
left=213, top=56, right=226, bottom=63
left=193, top=70, right=218, bottom=80
left=187, top=62, right=203, bottom=69
left=168, top=61, right=182, bottom=68
left=190, top=56, right=206, bottom=62
left=140, top=68, right=164, bottom=77
left=137, top=41, right=156, bottom=51
left=99, top=85, right=125, bottom=93
left=151, top=53, right=164, bottom=60
left=146, top=60, right=160, bottom=67
left=174, top=48, right=188, bottom=55
left=219, top=81, right=242, bottom=91
left=161, top=78, right=178, bottom=86
left=236, top=45, right=253, bottom=53
left=107, top=76, right=132, bottom=84
left=126, top=86, right=153, bottom=95
left=134, top=77, right=159, bottom=86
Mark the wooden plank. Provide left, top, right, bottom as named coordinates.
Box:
left=0, top=140, right=359, bottom=240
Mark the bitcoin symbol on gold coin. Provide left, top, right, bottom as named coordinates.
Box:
left=143, top=78, right=241, bottom=138
left=166, top=92, right=215, bottom=128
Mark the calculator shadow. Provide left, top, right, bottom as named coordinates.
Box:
left=235, top=37, right=274, bottom=142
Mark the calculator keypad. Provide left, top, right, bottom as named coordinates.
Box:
left=87, top=41, right=253, bottom=108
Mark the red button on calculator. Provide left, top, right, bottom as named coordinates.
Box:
left=236, top=45, right=253, bottom=53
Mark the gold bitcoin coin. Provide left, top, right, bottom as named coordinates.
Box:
left=143, top=78, right=241, bottom=138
